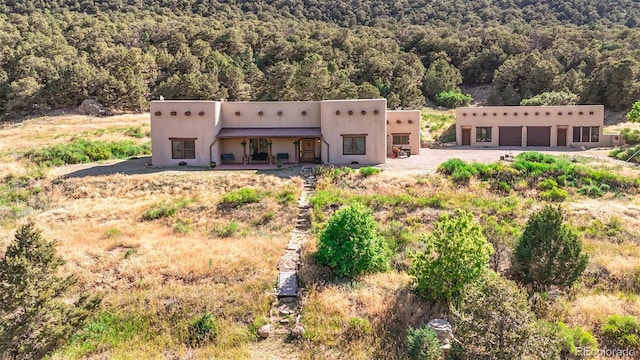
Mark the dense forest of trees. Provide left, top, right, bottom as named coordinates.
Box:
left=0, top=0, right=639, bottom=118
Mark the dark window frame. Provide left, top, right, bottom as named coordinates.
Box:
left=342, top=134, right=367, bottom=155
left=392, top=133, right=410, bottom=145
left=476, top=127, right=492, bottom=142
left=572, top=126, right=599, bottom=143
left=170, top=138, right=196, bottom=159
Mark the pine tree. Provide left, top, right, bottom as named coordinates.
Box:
left=512, top=206, right=588, bottom=292
left=0, top=222, right=101, bottom=359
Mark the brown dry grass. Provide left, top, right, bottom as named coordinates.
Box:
left=0, top=114, right=307, bottom=358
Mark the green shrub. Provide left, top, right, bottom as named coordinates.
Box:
left=174, top=219, right=193, bottom=234
left=557, top=322, right=598, bottom=357
left=577, top=184, right=604, bottom=198
left=434, top=90, right=472, bottom=108
left=188, top=312, right=218, bottom=347
left=315, top=203, right=391, bottom=278
left=124, top=126, right=146, bottom=138
left=220, top=187, right=261, bottom=206
left=512, top=205, right=588, bottom=292
left=359, top=166, right=382, bottom=177
left=410, top=209, right=493, bottom=303
left=539, top=187, right=568, bottom=202
left=438, top=158, right=477, bottom=184
left=276, top=185, right=297, bottom=205
left=601, top=315, right=640, bottom=348
left=211, top=222, right=239, bottom=238
left=406, top=327, right=442, bottom=360
left=343, top=317, right=372, bottom=341
left=538, top=178, right=558, bottom=191
left=142, top=199, right=190, bottom=221
left=103, top=228, right=122, bottom=239
left=142, top=203, right=176, bottom=221
left=22, top=139, right=151, bottom=167
left=621, top=128, right=640, bottom=144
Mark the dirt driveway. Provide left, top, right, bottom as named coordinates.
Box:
left=382, top=146, right=630, bottom=173
left=51, top=146, right=633, bottom=179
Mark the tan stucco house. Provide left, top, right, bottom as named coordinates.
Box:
left=150, top=99, right=420, bottom=167
left=455, top=105, right=621, bottom=148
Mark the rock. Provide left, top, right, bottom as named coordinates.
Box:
left=258, top=324, right=271, bottom=339
left=78, top=98, right=112, bottom=117
left=427, top=318, right=454, bottom=346
left=290, top=325, right=305, bottom=339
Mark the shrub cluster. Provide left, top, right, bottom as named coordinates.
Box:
left=439, top=152, right=639, bottom=197
left=434, top=90, right=472, bottom=108
left=601, top=315, right=640, bottom=348
left=610, top=145, right=640, bottom=163
left=23, top=139, right=151, bottom=167
left=359, top=166, right=382, bottom=177
left=220, top=187, right=262, bottom=207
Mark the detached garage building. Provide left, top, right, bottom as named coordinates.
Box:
left=455, top=105, right=619, bottom=148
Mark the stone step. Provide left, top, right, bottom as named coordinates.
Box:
left=277, top=271, right=298, bottom=297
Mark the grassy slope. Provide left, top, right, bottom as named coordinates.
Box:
left=0, top=114, right=303, bottom=358
left=2, top=113, right=640, bottom=358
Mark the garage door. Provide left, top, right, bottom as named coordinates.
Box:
left=527, top=126, right=551, bottom=146
left=499, top=127, right=522, bottom=146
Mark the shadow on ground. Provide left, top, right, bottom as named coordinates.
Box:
left=60, top=157, right=306, bottom=179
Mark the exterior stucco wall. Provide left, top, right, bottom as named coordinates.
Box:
left=386, top=110, right=421, bottom=155
left=150, top=100, right=220, bottom=166
left=455, top=105, right=614, bottom=147
left=220, top=101, right=321, bottom=128
left=320, top=99, right=387, bottom=165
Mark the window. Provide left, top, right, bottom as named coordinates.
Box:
left=392, top=134, right=409, bottom=145
left=171, top=138, right=195, bottom=159
left=250, top=138, right=269, bottom=155
left=476, top=127, right=492, bottom=142
left=572, top=127, right=599, bottom=143
left=343, top=135, right=366, bottom=155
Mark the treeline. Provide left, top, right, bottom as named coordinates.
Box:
left=0, top=2, right=639, bottom=118
left=2, top=0, right=639, bottom=27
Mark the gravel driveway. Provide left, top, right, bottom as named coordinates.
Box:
left=381, top=146, right=625, bottom=173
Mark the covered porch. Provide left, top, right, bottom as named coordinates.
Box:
left=215, top=127, right=323, bottom=165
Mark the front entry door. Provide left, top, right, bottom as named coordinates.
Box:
left=462, top=128, right=471, bottom=145
left=557, top=128, right=567, bottom=146
left=301, top=139, right=315, bottom=162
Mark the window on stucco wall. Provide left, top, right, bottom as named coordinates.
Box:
left=572, top=127, right=599, bottom=143
left=392, top=134, right=409, bottom=145
left=343, top=135, right=366, bottom=155
left=171, top=138, right=196, bottom=159
left=476, top=127, right=492, bottom=142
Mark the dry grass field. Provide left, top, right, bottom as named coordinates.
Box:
left=0, top=114, right=303, bottom=358
left=2, top=114, right=640, bottom=359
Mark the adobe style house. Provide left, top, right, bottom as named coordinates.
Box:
left=455, top=105, right=621, bottom=147
left=150, top=99, right=420, bottom=167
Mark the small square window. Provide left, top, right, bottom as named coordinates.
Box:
left=343, top=135, right=366, bottom=155
left=171, top=139, right=196, bottom=159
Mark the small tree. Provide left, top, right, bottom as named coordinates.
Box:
left=315, top=203, right=391, bottom=278
left=406, top=326, right=442, bottom=360
left=512, top=205, right=588, bottom=292
left=0, top=222, right=101, bottom=359
left=451, top=271, right=536, bottom=360
left=626, top=101, right=640, bottom=123
left=409, top=210, right=493, bottom=303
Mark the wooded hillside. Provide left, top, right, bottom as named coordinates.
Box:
left=0, top=0, right=638, bottom=117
